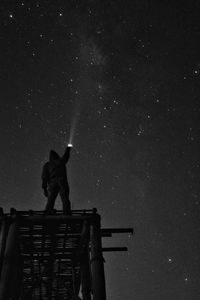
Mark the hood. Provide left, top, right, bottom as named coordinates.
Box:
left=49, top=150, right=60, bottom=161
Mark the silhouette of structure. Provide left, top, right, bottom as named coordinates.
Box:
left=0, top=208, right=133, bottom=300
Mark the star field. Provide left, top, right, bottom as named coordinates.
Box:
left=1, top=1, right=200, bottom=299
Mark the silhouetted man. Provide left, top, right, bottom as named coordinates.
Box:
left=42, top=146, right=72, bottom=214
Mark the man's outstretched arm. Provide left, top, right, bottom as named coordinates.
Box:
left=62, top=146, right=72, bottom=164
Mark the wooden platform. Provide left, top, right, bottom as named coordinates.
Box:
left=0, top=209, right=133, bottom=300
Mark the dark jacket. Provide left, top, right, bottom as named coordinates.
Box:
left=42, top=147, right=71, bottom=190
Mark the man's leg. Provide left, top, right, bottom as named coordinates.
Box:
left=45, top=184, right=58, bottom=214
left=59, top=183, right=71, bottom=214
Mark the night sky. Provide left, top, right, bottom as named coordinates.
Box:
left=1, top=0, right=200, bottom=299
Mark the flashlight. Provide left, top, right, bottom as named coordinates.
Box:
left=68, top=143, right=73, bottom=148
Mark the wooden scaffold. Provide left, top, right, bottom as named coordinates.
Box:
left=0, top=208, right=133, bottom=300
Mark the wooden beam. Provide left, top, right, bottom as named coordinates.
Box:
left=102, top=247, right=128, bottom=252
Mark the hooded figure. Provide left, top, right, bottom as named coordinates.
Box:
left=42, top=146, right=72, bottom=214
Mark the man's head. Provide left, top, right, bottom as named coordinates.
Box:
left=49, top=150, right=60, bottom=161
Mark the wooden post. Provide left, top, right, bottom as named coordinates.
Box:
left=12, top=255, right=23, bottom=300
left=76, top=220, right=91, bottom=300
left=0, top=218, right=21, bottom=300
left=90, top=213, right=106, bottom=300
left=81, top=250, right=91, bottom=300
left=0, top=218, right=8, bottom=278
